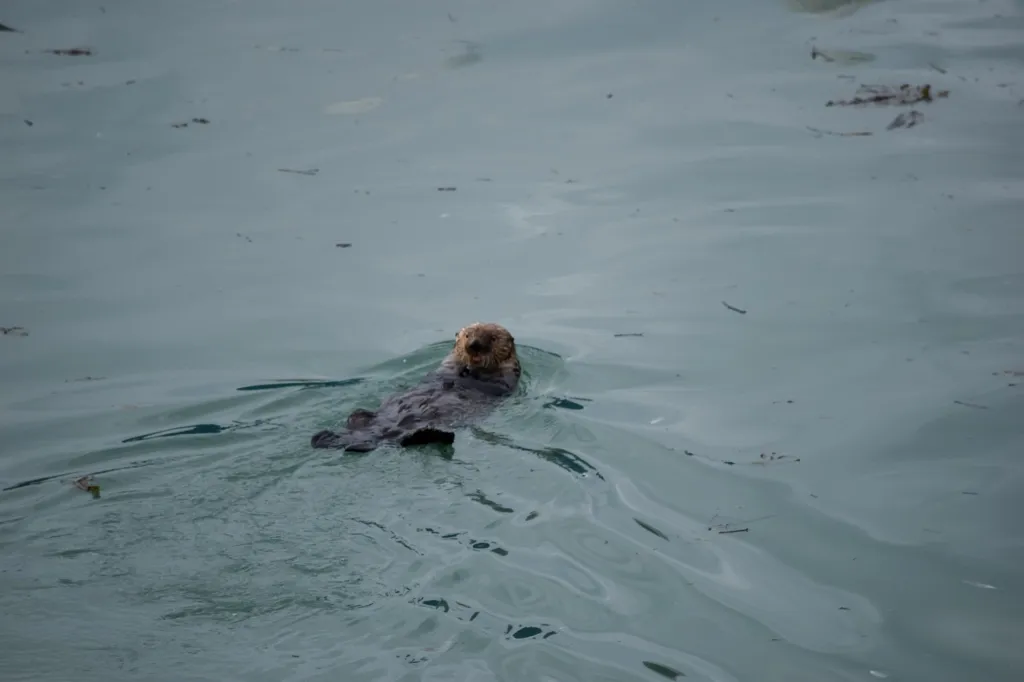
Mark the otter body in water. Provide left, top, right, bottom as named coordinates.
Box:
left=311, top=322, right=521, bottom=452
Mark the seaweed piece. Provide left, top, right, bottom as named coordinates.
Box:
left=827, top=83, right=949, bottom=107
left=73, top=476, right=101, bottom=499
left=44, top=47, right=92, bottom=56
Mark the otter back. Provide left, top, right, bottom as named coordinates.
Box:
left=311, top=365, right=517, bottom=452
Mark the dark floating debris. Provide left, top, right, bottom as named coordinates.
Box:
left=826, top=83, right=949, bottom=107
left=642, top=661, right=685, bottom=680
left=953, top=399, right=988, bottom=410
left=335, top=242, right=352, bottom=248
left=44, top=47, right=93, bottom=56
left=811, top=46, right=835, bottom=62
left=1, top=326, right=28, bottom=336
left=171, top=118, right=210, bottom=129
left=279, top=167, right=319, bottom=176
left=887, top=110, right=924, bottom=130
left=634, top=517, right=670, bottom=541
left=807, top=126, right=872, bottom=138
left=718, top=527, right=749, bottom=535
left=73, top=475, right=101, bottom=499
left=613, top=332, right=644, bottom=337
left=722, top=300, right=747, bottom=315
left=24, top=119, right=33, bottom=126
left=1, top=22, right=20, bottom=32
left=810, top=46, right=875, bottom=64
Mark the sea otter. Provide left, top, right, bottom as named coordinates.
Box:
left=311, top=322, right=521, bottom=452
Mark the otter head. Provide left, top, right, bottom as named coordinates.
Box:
left=452, top=322, right=517, bottom=374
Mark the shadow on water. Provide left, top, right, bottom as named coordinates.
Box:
left=236, top=378, right=366, bottom=392
left=121, top=418, right=281, bottom=443
left=468, top=426, right=603, bottom=480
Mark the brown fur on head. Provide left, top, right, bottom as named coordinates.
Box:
left=451, top=322, right=517, bottom=373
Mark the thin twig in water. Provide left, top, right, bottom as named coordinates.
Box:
left=807, top=126, right=872, bottom=138
left=278, top=168, right=319, bottom=176
left=722, top=301, right=747, bottom=315
left=719, top=528, right=749, bottom=535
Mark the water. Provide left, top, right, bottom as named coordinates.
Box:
left=2, top=0, right=1023, bottom=680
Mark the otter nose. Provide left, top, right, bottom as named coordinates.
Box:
left=467, top=339, right=489, bottom=354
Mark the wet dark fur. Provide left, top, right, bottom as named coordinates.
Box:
left=311, top=323, right=521, bottom=452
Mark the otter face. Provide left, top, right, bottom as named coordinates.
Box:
left=452, top=322, right=517, bottom=373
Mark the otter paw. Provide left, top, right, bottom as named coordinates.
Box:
left=311, top=430, right=341, bottom=448
left=399, top=428, right=456, bottom=447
